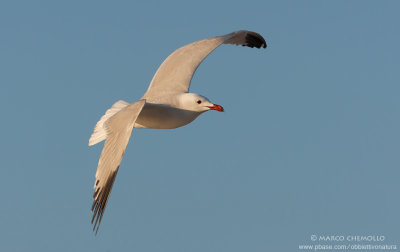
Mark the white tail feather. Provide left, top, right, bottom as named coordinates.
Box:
left=88, top=100, right=130, bottom=146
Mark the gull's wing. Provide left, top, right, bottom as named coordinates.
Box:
left=142, top=30, right=266, bottom=99
left=91, top=99, right=146, bottom=234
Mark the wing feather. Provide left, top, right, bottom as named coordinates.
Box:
left=91, top=99, right=146, bottom=234
left=142, top=30, right=266, bottom=99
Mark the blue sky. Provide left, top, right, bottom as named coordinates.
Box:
left=1, top=0, right=399, bottom=251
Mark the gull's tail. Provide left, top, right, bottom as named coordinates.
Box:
left=88, top=100, right=130, bottom=146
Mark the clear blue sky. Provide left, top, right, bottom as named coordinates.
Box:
left=1, top=0, right=399, bottom=251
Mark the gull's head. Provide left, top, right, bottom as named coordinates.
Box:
left=178, top=93, right=224, bottom=113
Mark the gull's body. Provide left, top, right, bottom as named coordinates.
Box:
left=89, top=30, right=267, bottom=233
left=134, top=101, right=201, bottom=129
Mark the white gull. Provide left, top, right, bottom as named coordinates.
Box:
left=89, top=30, right=267, bottom=233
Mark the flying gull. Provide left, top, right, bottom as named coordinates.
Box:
left=89, top=30, right=267, bottom=233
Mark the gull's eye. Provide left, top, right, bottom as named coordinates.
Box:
left=197, top=100, right=202, bottom=104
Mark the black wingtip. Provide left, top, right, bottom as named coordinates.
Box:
left=245, top=32, right=267, bottom=49
left=91, top=170, right=118, bottom=234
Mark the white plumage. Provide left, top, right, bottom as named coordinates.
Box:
left=89, top=30, right=267, bottom=233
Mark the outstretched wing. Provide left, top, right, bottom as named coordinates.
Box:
left=91, top=100, right=146, bottom=234
left=142, top=30, right=266, bottom=99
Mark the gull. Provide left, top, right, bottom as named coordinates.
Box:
left=89, top=30, right=267, bottom=233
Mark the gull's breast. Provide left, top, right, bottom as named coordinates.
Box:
left=134, top=103, right=202, bottom=129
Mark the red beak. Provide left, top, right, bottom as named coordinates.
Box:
left=207, top=104, right=224, bottom=112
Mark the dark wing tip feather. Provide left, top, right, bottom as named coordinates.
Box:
left=245, top=32, right=267, bottom=49
left=91, top=169, right=118, bottom=235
